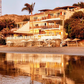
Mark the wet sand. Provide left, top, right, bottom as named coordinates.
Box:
left=0, top=47, right=84, bottom=55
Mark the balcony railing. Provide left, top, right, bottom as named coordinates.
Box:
left=6, top=36, right=34, bottom=40
left=30, top=15, right=65, bottom=22
left=29, top=25, right=59, bottom=29
left=42, top=25, right=59, bottom=29
left=41, top=35, right=61, bottom=39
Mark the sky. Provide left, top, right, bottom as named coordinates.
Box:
left=2, top=0, right=84, bottom=15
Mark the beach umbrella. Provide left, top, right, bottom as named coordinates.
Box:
left=72, top=38, right=80, bottom=41
left=64, top=38, right=72, bottom=47
left=51, top=40, right=55, bottom=42
left=64, top=38, right=71, bottom=42
left=28, top=39, right=33, bottom=47
left=37, top=39, right=44, bottom=47
left=21, top=40, right=26, bottom=47
left=47, top=39, right=51, bottom=47
left=72, top=38, right=80, bottom=47
left=21, top=40, right=26, bottom=42
left=6, top=41, right=13, bottom=47
left=6, top=41, right=13, bottom=43
left=37, top=39, right=43, bottom=41
left=28, top=39, right=33, bottom=42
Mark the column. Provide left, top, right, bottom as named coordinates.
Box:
left=47, top=22, right=49, bottom=27
left=54, top=21, right=56, bottom=27
left=17, top=24, right=18, bottom=28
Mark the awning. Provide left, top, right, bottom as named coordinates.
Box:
left=41, top=35, right=61, bottom=40
left=41, top=18, right=60, bottom=22
left=6, top=41, right=13, bottom=43
left=44, top=30, right=62, bottom=32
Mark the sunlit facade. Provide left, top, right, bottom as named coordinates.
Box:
left=27, top=6, right=82, bottom=40
left=6, top=6, right=84, bottom=46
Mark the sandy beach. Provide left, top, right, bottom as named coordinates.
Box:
left=0, top=46, right=84, bottom=55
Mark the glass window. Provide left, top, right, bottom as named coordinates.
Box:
left=34, top=17, right=38, bottom=20
left=56, top=32, right=59, bottom=35
left=64, top=12, right=66, bottom=15
left=60, top=12, right=62, bottom=15
left=57, top=13, right=60, bottom=16
left=50, top=14, right=54, bottom=16
left=52, top=32, right=54, bottom=36
left=35, top=24, right=38, bottom=26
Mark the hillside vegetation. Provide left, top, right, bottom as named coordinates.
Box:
left=0, top=14, right=30, bottom=22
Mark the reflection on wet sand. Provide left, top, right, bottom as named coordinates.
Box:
left=0, top=53, right=84, bottom=84
left=5, top=53, right=69, bottom=84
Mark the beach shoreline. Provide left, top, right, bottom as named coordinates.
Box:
left=0, top=46, right=84, bottom=55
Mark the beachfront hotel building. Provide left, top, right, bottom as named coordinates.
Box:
left=6, top=6, right=84, bottom=47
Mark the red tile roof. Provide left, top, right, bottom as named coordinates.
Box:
left=30, top=12, right=44, bottom=16
left=38, top=9, right=53, bottom=12
left=54, top=6, right=80, bottom=10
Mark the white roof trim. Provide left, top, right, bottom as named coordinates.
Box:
left=41, top=18, right=60, bottom=22
left=14, top=21, right=30, bottom=34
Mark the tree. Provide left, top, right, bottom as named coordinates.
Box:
left=64, top=11, right=84, bottom=39
left=22, top=2, right=35, bottom=37
left=0, top=21, right=5, bottom=31
left=21, top=3, right=35, bottom=15
left=71, top=11, right=84, bottom=19
left=0, top=19, right=15, bottom=31
left=23, top=17, right=30, bottom=21
left=73, top=2, right=84, bottom=8
left=3, top=19, right=16, bottom=29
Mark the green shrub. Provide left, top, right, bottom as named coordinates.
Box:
left=0, top=38, right=6, bottom=45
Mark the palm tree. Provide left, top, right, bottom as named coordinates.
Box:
left=21, top=3, right=35, bottom=15
left=22, top=3, right=35, bottom=39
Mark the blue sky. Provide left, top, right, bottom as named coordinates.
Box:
left=2, top=0, right=84, bottom=15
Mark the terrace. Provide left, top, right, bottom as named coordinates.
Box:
left=29, top=24, right=59, bottom=29
left=30, top=15, right=65, bottom=22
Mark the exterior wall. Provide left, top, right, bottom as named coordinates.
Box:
left=64, top=10, right=74, bottom=20
left=15, top=21, right=28, bottom=28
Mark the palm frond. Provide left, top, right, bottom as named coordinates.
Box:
left=32, top=2, right=35, bottom=9
left=22, top=2, right=35, bottom=14
left=21, top=7, right=28, bottom=11
left=25, top=3, right=31, bottom=8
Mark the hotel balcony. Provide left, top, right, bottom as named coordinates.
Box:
left=29, top=24, right=59, bottom=30
left=41, top=25, right=59, bottom=30
left=6, top=36, right=34, bottom=40
left=30, top=15, right=65, bottom=22
left=41, top=35, right=61, bottom=39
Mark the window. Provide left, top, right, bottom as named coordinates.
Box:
left=50, top=14, right=54, bottom=16
left=60, top=12, right=62, bottom=15
left=35, top=24, right=38, bottom=26
left=52, top=32, right=54, bottom=36
left=49, top=32, right=52, bottom=35
left=59, top=32, right=61, bottom=35
left=44, top=23, right=46, bottom=26
left=57, top=13, right=60, bottom=16
left=56, top=32, right=59, bottom=35
left=64, top=12, right=66, bottom=15
left=34, top=17, right=38, bottom=20
left=39, top=30, right=41, bottom=34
